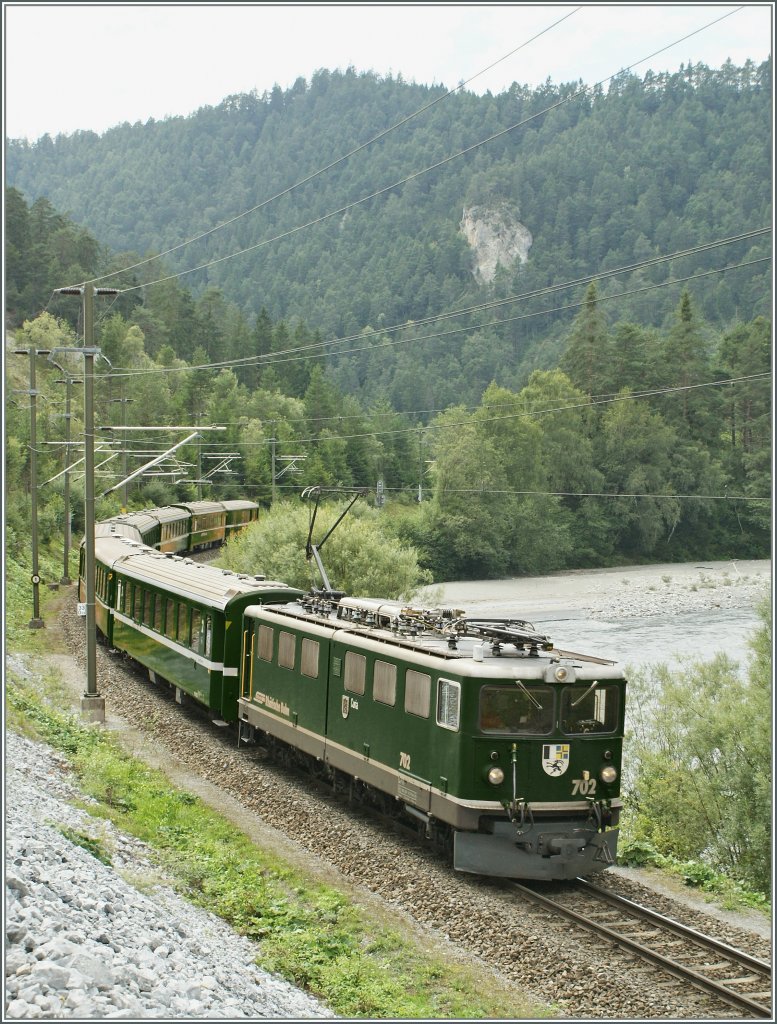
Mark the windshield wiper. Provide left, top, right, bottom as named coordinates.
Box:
left=571, top=681, right=599, bottom=708
left=515, top=680, right=543, bottom=710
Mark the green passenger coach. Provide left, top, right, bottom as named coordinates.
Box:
left=91, top=537, right=301, bottom=720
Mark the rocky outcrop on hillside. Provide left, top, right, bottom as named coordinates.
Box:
left=460, top=204, right=532, bottom=282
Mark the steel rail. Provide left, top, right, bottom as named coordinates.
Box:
left=576, top=878, right=771, bottom=976
left=511, top=880, right=772, bottom=1019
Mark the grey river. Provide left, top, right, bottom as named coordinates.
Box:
left=419, top=559, right=770, bottom=674
left=524, top=606, right=760, bottom=672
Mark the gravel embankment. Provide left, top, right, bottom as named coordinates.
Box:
left=4, top=727, right=334, bottom=1020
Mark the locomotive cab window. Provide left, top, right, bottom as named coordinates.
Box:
left=480, top=685, right=554, bottom=734
left=561, top=682, right=620, bottom=734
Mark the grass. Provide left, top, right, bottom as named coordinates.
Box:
left=5, top=671, right=546, bottom=1020
left=55, top=824, right=113, bottom=865
left=617, top=831, right=771, bottom=916
left=5, top=552, right=76, bottom=653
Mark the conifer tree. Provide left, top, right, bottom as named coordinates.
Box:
left=559, top=282, right=610, bottom=397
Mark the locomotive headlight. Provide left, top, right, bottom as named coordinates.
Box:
left=600, top=765, right=618, bottom=784
left=487, top=766, right=505, bottom=786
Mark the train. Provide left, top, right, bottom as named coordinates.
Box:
left=80, top=496, right=626, bottom=881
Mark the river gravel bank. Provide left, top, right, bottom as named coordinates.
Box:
left=422, top=559, right=771, bottom=620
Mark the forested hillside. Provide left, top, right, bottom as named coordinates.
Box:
left=4, top=58, right=772, bottom=581
left=7, top=59, right=772, bottom=397
left=5, top=185, right=770, bottom=580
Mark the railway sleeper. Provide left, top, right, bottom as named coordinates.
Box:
left=717, top=974, right=767, bottom=986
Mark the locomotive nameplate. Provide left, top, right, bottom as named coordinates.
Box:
left=253, top=691, right=290, bottom=718
left=397, top=776, right=423, bottom=804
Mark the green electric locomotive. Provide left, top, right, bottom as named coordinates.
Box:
left=84, top=492, right=626, bottom=880
left=237, top=594, right=625, bottom=880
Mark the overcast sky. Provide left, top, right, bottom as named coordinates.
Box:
left=3, top=3, right=773, bottom=141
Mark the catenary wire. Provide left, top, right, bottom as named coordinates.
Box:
left=104, top=228, right=773, bottom=376
left=107, top=7, right=745, bottom=295
left=77, top=8, right=582, bottom=289
left=162, top=480, right=770, bottom=502
left=106, top=226, right=770, bottom=374
left=100, top=373, right=770, bottom=452
left=106, top=252, right=772, bottom=379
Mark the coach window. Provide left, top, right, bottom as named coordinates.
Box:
left=154, top=596, right=164, bottom=633
left=116, top=580, right=123, bottom=611
left=177, top=607, right=190, bottom=646
left=373, top=660, right=397, bottom=706
left=143, top=591, right=153, bottom=627
left=257, top=624, right=274, bottom=661
left=191, top=609, right=202, bottom=653
left=204, top=616, right=212, bottom=658
left=405, top=670, right=431, bottom=718
left=344, top=651, right=366, bottom=695
left=436, top=678, right=461, bottom=731
left=301, top=638, right=319, bottom=678
left=165, top=599, right=176, bottom=640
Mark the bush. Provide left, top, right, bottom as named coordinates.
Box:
left=624, top=599, right=771, bottom=895
left=220, top=501, right=431, bottom=599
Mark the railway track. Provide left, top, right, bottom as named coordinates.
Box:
left=56, top=598, right=770, bottom=1020
left=513, top=877, right=772, bottom=1018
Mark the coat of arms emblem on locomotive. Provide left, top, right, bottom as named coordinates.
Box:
left=541, top=742, right=570, bottom=776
